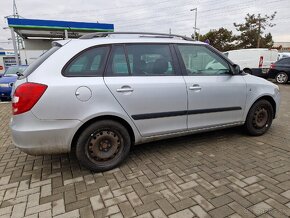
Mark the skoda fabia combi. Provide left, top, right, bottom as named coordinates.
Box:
left=10, top=32, right=281, bottom=171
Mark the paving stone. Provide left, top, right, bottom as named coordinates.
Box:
left=11, top=202, right=26, bottom=218
left=25, top=202, right=51, bottom=216
left=90, top=195, right=104, bottom=211
left=168, top=209, right=194, bottom=218
left=190, top=205, right=211, bottom=218
left=246, top=192, right=269, bottom=204
left=243, top=176, right=260, bottom=185
left=156, top=198, right=176, bottom=215
left=54, top=209, right=80, bottom=218
left=118, top=201, right=136, bottom=218
left=281, top=190, right=290, bottom=199
left=126, top=192, right=143, bottom=207
left=265, top=198, right=290, bottom=216
left=151, top=208, right=167, bottom=218
left=249, top=202, right=272, bottom=216
left=228, top=201, right=255, bottom=218
left=208, top=205, right=234, bottom=218
left=53, top=198, right=65, bottom=216
left=192, top=194, right=214, bottom=211
left=80, top=205, right=94, bottom=218
left=210, top=195, right=233, bottom=207
left=135, top=202, right=159, bottom=215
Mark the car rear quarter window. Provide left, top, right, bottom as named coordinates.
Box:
left=20, top=46, right=60, bottom=79
left=63, top=46, right=110, bottom=77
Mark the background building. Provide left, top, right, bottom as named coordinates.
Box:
left=6, top=18, right=114, bottom=68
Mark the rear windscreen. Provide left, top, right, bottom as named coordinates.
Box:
left=19, top=45, right=60, bottom=79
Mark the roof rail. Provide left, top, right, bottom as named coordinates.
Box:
left=79, top=32, right=194, bottom=41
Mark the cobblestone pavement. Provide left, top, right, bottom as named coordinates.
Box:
left=0, top=85, right=290, bottom=218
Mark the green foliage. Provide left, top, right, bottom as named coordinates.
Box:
left=234, top=12, right=276, bottom=48
left=197, top=12, right=276, bottom=51
left=196, top=28, right=236, bottom=52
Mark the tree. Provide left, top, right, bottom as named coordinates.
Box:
left=234, top=12, right=276, bottom=48
left=196, top=28, right=236, bottom=52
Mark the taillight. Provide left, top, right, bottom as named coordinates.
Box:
left=259, top=56, right=264, bottom=68
left=12, top=83, right=47, bottom=115
left=270, top=63, right=275, bottom=69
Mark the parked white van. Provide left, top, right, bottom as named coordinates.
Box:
left=278, top=52, right=290, bottom=60
left=224, top=48, right=278, bottom=77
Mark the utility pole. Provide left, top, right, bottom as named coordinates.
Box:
left=257, top=14, right=261, bottom=48
left=11, top=0, right=20, bottom=65
left=190, top=8, right=197, bottom=40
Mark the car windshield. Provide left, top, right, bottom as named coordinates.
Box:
left=4, top=66, right=27, bottom=76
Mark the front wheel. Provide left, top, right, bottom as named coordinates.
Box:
left=76, top=120, right=131, bottom=172
left=275, top=72, right=288, bottom=84
left=245, top=100, right=273, bottom=136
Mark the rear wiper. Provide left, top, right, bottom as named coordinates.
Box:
left=16, top=72, right=24, bottom=77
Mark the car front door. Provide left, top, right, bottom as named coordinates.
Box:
left=104, top=44, right=188, bottom=137
left=175, top=44, right=247, bottom=130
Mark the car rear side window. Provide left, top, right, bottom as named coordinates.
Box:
left=107, top=45, right=130, bottom=76
left=126, top=44, right=176, bottom=76
left=63, top=46, right=110, bottom=77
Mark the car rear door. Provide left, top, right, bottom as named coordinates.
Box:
left=104, top=44, right=188, bottom=137
left=175, top=44, right=247, bottom=130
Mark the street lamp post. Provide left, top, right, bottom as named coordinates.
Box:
left=190, top=8, right=197, bottom=40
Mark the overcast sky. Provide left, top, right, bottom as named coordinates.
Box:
left=0, top=0, right=290, bottom=49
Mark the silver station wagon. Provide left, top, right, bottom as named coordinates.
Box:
left=10, top=32, right=281, bottom=171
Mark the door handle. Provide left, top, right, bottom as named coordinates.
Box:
left=189, top=85, right=202, bottom=91
left=116, top=87, right=134, bottom=93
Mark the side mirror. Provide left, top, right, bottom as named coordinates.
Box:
left=232, top=64, right=241, bottom=75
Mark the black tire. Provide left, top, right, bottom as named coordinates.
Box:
left=245, top=100, right=274, bottom=136
left=275, top=72, right=288, bottom=84
left=76, top=120, right=131, bottom=172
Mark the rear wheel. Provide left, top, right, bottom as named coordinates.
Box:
left=275, top=72, right=288, bottom=84
left=245, top=100, right=273, bottom=136
left=76, top=120, right=131, bottom=172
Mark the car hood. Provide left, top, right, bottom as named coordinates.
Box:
left=0, top=75, right=17, bottom=84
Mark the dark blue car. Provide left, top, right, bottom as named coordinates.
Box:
left=0, top=65, right=28, bottom=101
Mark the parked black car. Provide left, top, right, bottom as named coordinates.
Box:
left=267, top=57, right=290, bottom=84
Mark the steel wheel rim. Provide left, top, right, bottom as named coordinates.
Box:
left=85, top=129, right=123, bottom=164
left=252, top=106, right=269, bottom=129
left=277, top=73, right=287, bottom=83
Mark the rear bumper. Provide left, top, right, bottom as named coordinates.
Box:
left=10, top=111, right=81, bottom=155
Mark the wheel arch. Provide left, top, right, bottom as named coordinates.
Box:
left=249, top=95, right=276, bottom=119
left=71, top=115, right=136, bottom=153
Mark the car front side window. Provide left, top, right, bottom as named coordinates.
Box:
left=177, top=45, right=231, bottom=76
